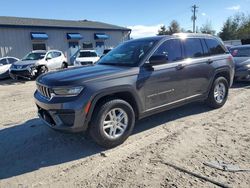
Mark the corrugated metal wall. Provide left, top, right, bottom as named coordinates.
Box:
left=0, top=27, right=130, bottom=59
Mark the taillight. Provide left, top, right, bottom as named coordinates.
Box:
left=227, top=55, right=233, bottom=62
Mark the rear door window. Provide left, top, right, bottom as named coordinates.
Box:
left=153, top=39, right=183, bottom=63
left=53, top=52, right=62, bottom=58
left=183, top=38, right=204, bottom=58
left=7, top=58, right=18, bottom=64
left=205, top=39, right=226, bottom=55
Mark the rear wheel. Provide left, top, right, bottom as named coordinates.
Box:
left=89, top=99, right=135, bottom=148
left=206, top=77, right=229, bottom=109
left=61, top=62, right=68, bottom=69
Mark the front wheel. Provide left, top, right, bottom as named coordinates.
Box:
left=89, top=99, right=135, bottom=148
left=206, top=77, right=229, bottom=109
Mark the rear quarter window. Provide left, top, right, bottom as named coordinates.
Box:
left=205, top=39, right=226, bottom=55
left=0, top=58, right=8, bottom=65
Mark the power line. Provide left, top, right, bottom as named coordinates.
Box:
left=191, top=5, right=198, bottom=33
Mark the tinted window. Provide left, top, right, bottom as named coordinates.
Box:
left=201, top=39, right=209, bottom=56
left=103, top=49, right=112, bottom=54
left=205, top=39, right=226, bottom=55
left=78, top=51, right=98, bottom=58
left=184, top=38, right=204, bottom=58
left=53, top=52, right=61, bottom=58
left=7, top=58, right=18, bottom=64
left=32, top=43, right=46, bottom=51
left=230, top=48, right=250, bottom=57
left=0, top=58, right=8, bottom=65
left=98, top=39, right=157, bottom=66
left=154, top=39, right=183, bottom=62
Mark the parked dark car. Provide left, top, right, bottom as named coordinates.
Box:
left=230, top=45, right=250, bottom=81
left=34, top=33, right=234, bottom=148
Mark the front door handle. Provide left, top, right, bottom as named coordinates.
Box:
left=176, top=64, right=185, bottom=70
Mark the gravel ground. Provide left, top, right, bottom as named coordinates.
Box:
left=0, top=79, right=249, bottom=188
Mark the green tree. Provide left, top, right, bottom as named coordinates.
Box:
left=200, top=21, right=216, bottom=35
left=169, top=20, right=181, bottom=34
left=218, top=13, right=250, bottom=40
left=158, top=20, right=181, bottom=35
left=158, top=25, right=168, bottom=35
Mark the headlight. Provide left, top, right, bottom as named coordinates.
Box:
left=52, top=86, right=83, bottom=97
left=27, top=64, right=36, bottom=70
left=246, top=64, right=250, bottom=68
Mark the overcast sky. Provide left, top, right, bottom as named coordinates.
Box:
left=0, top=0, right=249, bottom=38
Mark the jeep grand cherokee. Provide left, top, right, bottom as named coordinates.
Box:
left=34, top=33, right=234, bottom=148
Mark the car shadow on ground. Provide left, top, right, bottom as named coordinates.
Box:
left=0, top=101, right=211, bottom=180
left=0, top=78, right=29, bottom=86
left=231, top=81, right=250, bottom=89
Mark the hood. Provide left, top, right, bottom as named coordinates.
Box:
left=233, top=57, right=250, bottom=68
left=37, top=64, right=138, bottom=87
left=13, top=60, right=39, bottom=66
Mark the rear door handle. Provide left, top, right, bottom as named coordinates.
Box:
left=176, top=64, right=185, bottom=70
left=207, top=59, right=213, bottom=64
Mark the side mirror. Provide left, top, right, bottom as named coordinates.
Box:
left=46, top=57, right=52, bottom=61
left=149, top=55, right=168, bottom=66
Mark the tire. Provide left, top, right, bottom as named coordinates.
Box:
left=206, top=77, right=229, bottom=109
left=61, top=62, right=68, bottom=69
left=89, top=99, right=135, bottom=148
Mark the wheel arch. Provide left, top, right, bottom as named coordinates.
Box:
left=85, top=87, right=142, bottom=126
left=206, top=67, right=231, bottom=97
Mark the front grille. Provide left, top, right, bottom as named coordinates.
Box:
left=81, top=61, right=93, bottom=65
left=37, top=84, right=51, bottom=99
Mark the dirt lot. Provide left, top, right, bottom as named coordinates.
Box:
left=0, top=79, right=249, bottom=188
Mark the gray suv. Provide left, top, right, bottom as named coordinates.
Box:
left=34, top=33, right=234, bottom=148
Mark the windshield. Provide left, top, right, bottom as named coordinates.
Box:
left=78, top=51, right=97, bottom=58
left=230, top=48, right=250, bottom=57
left=98, top=39, right=158, bottom=66
left=22, top=52, right=46, bottom=61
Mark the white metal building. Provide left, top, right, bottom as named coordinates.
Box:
left=0, top=16, right=131, bottom=63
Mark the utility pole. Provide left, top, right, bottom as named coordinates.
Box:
left=191, top=5, right=198, bottom=33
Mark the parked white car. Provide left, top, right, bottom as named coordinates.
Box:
left=9, top=50, right=68, bottom=79
left=0, top=57, right=19, bottom=79
left=74, top=50, right=100, bottom=66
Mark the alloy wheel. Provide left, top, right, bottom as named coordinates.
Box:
left=102, top=108, right=128, bottom=139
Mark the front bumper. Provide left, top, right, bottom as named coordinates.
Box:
left=34, top=90, right=89, bottom=133
left=9, top=67, right=37, bottom=79
left=235, top=69, right=250, bottom=81
left=74, top=61, right=93, bottom=66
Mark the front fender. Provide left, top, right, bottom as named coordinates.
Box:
left=85, top=85, right=142, bottom=125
